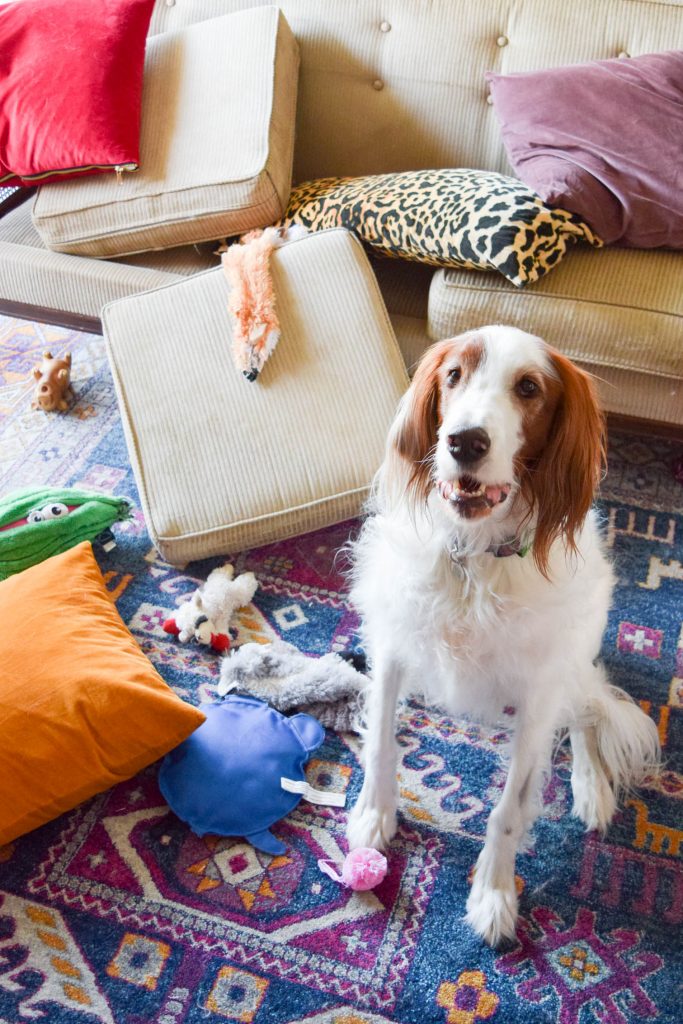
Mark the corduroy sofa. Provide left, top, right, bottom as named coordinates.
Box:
left=1, top=0, right=681, bottom=427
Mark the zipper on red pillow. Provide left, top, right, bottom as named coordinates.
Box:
left=0, top=163, right=138, bottom=185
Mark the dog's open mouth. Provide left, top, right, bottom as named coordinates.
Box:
left=437, top=475, right=511, bottom=519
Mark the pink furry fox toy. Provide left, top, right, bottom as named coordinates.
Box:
left=221, top=225, right=307, bottom=381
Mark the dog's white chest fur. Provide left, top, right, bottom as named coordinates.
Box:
left=351, top=504, right=613, bottom=721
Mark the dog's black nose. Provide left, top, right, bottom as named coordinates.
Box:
left=447, top=428, right=491, bottom=464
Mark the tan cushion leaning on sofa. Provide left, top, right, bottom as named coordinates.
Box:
left=31, top=6, right=299, bottom=258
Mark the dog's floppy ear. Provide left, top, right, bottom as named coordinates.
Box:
left=531, top=350, right=605, bottom=575
left=390, top=339, right=452, bottom=504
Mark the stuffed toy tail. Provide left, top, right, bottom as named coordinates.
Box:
left=221, top=225, right=308, bottom=381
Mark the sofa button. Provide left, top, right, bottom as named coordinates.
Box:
left=496, top=35, right=508, bottom=47
left=617, top=49, right=630, bottom=58
left=380, top=20, right=391, bottom=32
left=373, top=79, right=385, bottom=91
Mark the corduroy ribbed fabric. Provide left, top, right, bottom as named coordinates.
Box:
left=0, top=197, right=428, bottom=326
left=428, top=248, right=683, bottom=422
left=0, top=242, right=181, bottom=318
left=32, top=7, right=299, bottom=257
left=0, top=199, right=45, bottom=246
left=103, top=229, right=409, bottom=563
left=429, top=249, right=683, bottom=378
left=149, top=0, right=683, bottom=184
left=0, top=197, right=220, bottom=316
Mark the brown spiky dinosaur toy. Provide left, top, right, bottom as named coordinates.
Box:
left=32, top=350, right=73, bottom=412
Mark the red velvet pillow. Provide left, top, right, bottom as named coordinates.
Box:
left=0, top=0, right=155, bottom=187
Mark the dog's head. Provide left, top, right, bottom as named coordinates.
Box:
left=390, top=325, right=605, bottom=574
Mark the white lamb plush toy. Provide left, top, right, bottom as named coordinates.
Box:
left=163, top=564, right=258, bottom=652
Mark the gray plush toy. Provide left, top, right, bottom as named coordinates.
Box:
left=217, top=640, right=365, bottom=732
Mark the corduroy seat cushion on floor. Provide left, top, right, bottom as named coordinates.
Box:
left=31, top=5, right=299, bottom=258
left=428, top=246, right=683, bottom=423
left=103, top=229, right=409, bottom=564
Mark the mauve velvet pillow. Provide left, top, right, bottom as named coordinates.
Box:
left=486, top=51, right=683, bottom=248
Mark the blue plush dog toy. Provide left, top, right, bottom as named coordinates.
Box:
left=158, top=694, right=342, bottom=855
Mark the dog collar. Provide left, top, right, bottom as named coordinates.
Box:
left=448, top=534, right=532, bottom=565
left=488, top=538, right=532, bottom=558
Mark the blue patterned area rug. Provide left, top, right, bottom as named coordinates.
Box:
left=0, top=316, right=681, bottom=1024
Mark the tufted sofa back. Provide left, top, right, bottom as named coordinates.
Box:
left=152, top=0, right=683, bottom=184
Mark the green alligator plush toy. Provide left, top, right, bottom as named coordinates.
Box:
left=0, top=487, right=132, bottom=580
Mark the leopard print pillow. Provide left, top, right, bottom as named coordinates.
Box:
left=281, top=169, right=601, bottom=287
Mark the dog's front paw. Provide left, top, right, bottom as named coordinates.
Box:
left=466, top=873, right=518, bottom=948
left=346, top=797, right=397, bottom=851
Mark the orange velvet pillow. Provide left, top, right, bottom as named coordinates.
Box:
left=0, top=542, right=205, bottom=845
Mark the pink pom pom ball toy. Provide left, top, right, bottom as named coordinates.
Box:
left=318, top=847, right=388, bottom=891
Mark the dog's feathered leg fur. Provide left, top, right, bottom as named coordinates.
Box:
left=571, top=669, right=660, bottom=832
left=346, top=654, right=402, bottom=851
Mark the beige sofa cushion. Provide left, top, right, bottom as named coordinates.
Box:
left=103, top=229, right=409, bottom=564
left=428, top=247, right=683, bottom=421
left=149, top=0, right=683, bottom=185
left=32, top=6, right=299, bottom=258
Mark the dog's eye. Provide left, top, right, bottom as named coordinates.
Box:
left=516, top=377, right=539, bottom=398
left=446, top=367, right=462, bottom=386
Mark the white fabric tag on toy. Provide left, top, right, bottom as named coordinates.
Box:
left=280, top=777, right=347, bottom=807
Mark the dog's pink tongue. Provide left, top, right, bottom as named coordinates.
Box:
left=485, top=484, right=509, bottom=505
